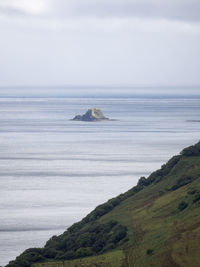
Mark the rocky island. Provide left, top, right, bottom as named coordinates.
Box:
left=72, top=108, right=109, bottom=122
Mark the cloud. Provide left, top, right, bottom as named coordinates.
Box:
left=0, top=0, right=200, bottom=35
left=0, top=0, right=200, bottom=24
left=0, top=0, right=199, bottom=87
left=52, top=0, right=200, bottom=23
left=0, top=0, right=48, bottom=16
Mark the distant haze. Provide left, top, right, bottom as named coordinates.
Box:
left=0, top=86, right=200, bottom=98
left=0, top=0, right=200, bottom=91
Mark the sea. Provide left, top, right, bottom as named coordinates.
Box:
left=0, top=94, right=200, bottom=266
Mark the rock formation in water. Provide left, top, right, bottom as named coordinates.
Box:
left=72, top=108, right=109, bottom=122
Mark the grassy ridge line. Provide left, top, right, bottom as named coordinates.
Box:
left=33, top=154, right=200, bottom=266
left=65, top=140, right=200, bottom=234
left=67, top=153, right=182, bottom=233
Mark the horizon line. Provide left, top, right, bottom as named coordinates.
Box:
left=0, top=84, right=200, bottom=89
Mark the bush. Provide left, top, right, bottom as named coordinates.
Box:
left=162, top=155, right=181, bottom=173
left=76, top=247, right=93, bottom=258
left=111, top=225, right=127, bottom=244
left=43, top=248, right=58, bottom=258
left=193, top=193, right=200, bottom=203
left=170, top=175, right=192, bottom=191
left=45, top=235, right=60, bottom=249
left=102, top=242, right=115, bottom=252
left=188, top=189, right=197, bottom=195
left=39, top=220, right=127, bottom=264
left=181, top=142, right=200, bottom=156
left=178, top=201, right=188, bottom=211
left=137, top=177, right=149, bottom=187
left=77, top=233, right=92, bottom=247
left=148, top=155, right=181, bottom=184
left=146, top=249, right=153, bottom=255
left=55, top=251, right=67, bottom=260
left=62, top=250, right=76, bottom=260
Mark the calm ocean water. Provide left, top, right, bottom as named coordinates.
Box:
left=0, top=96, right=200, bottom=266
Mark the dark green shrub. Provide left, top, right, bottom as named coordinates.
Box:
left=193, top=193, right=200, bottom=203
left=43, top=248, right=58, bottom=258
left=75, top=247, right=93, bottom=258
left=170, top=175, right=193, bottom=191
left=178, top=201, right=188, bottom=211
left=45, top=235, right=60, bottom=248
left=77, top=233, right=92, bottom=247
left=16, top=248, right=46, bottom=264
left=23, top=248, right=43, bottom=254
left=148, top=155, right=181, bottom=184
left=146, top=249, right=153, bottom=255
left=162, top=155, right=181, bottom=174
left=101, top=220, right=117, bottom=233
left=39, top=220, right=127, bottom=264
left=181, top=142, right=200, bottom=156
left=62, top=250, right=76, bottom=260
left=188, top=189, right=197, bottom=195
left=137, top=177, right=149, bottom=186
left=16, top=260, right=30, bottom=267
left=55, top=251, right=66, bottom=260
left=92, top=240, right=105, bottom=253
left=102, top=242, right=115, bottom=252
left=111, top=225, right=127, bottom=244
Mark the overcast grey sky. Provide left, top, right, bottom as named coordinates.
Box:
left=0, top=0, right=200, bottom=91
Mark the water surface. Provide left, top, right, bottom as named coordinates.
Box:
left=0, top=96, right=200, bottom=266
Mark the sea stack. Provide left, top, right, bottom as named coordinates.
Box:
left=72, top=108, right=109, bottom=122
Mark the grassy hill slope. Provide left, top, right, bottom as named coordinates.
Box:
left=7, top=142, right=200, bottom=267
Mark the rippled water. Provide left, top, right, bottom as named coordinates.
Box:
left=0, top=96, right=200, bottom=266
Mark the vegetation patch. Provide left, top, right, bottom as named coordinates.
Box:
left=178, top=201, right=188, bottom=211
left=193, top=193, right=200, bottom=203
left=146, top=249, right=154, bottom=255
left=6, top=221, right=127, bottom=267
left=187, top=189, right=197, bottom=195
left=170, top=175, right=193, bottom=191
left=181, top=142, right=200, bottom=156
left=34, top=250, right=125, bottom=267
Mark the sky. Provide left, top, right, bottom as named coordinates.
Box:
left=0, top=0, right=200, bottom=94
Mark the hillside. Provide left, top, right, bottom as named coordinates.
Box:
left=6, top=141, right=200, bottom=267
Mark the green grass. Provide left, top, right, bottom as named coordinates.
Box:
left=33, top=250, right=125, bottom=267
